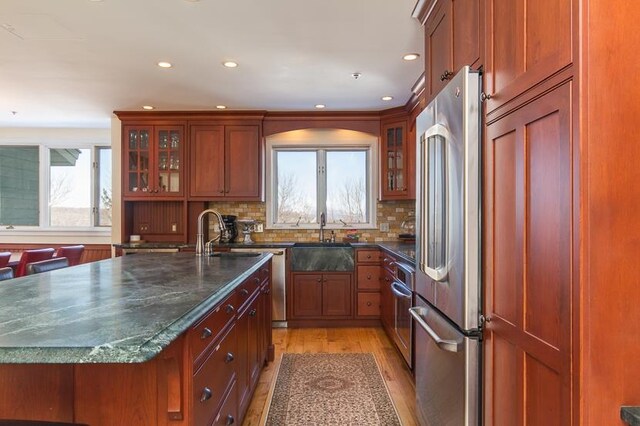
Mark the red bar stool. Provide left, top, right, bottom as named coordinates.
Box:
left=55, top=245, right=85, bottom=267
left=0, top=267, right=13, bottom=281
left=0, top=252, right=11, bottom=267
left=14, top=248, right=55, bottom=278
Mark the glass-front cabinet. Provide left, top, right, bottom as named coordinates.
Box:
left=124, top=125, right=184, bottom=198
left=381, top=121, right=409, bottom=199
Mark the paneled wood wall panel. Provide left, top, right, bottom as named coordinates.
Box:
left=484, top=81, right=574, bottom=425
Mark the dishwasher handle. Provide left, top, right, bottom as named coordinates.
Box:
left=409, top=306, right=463, bottom=353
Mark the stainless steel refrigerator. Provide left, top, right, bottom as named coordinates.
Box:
left=410, top=66, right=482, bottom=426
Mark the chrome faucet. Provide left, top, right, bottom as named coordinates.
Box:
left=319, top=212, right=326, bottom=242
left=196, top=209, right=226, bottom=256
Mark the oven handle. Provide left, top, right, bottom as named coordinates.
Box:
left=409, top=306, right=463, bottom=353
left=390, top=281, right=412, bottom=299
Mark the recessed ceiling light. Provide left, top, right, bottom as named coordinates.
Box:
left=381, top=96, right=393, bottom=101
left=142, top=105, right=154, bottom=110
left=216, top=105, right=227, bottom=109
left=223, top=61, right=238, bottom=68
left=403, top=53, right=420, bottom=61
left=157, top=61, right=172, bottom=68
left=315, top=104, right=326, bottom=109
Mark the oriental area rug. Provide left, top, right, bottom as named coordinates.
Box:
left=264, top=353, right=402, bottom=426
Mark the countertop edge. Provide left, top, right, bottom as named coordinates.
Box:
left=622, top=407, right=640, bottom=426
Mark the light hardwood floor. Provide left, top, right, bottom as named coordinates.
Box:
left=242, top=327, right=419, bottom=426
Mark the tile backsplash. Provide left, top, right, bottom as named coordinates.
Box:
left=207, top=200, right=416, bottom=243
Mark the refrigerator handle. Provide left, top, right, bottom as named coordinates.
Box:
left=409, top=306, right=463, bottom=353
left=419, top=124, right=449, bottom=282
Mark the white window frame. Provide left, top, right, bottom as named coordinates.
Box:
left=266, top=131, right=378, bottom=230
left=0, top=129, right=111, bottom=240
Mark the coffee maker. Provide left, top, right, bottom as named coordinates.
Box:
left=221, top=215, right=238, bottom=243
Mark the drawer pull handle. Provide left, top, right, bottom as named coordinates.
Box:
left=226, top=415, right=235, bottom=425
left=225, top=352, right=234, bottom=363
left=201, top=327, right=212, bottom=340
left=240, top=288, right=249, bottom=296
left=225, top=304, right=235, bottom=314
left=200, top=387, right=212, bottom=403
left=249, top=309, right=257, bottom=317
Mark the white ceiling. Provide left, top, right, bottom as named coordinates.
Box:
left=0, top=0, right=424, bottom=128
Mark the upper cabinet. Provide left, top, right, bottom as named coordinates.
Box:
left=123, top=124, right=185, bottom=198
left=418, top=0, right=482, bottom=104
left=189, top=124, right=262, bottom=201
left=484, top=0, right=573, bottom=115
left=381, top=120, right=411, bottom=200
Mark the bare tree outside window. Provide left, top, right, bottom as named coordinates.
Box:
left=277, top=172, right=314, bottom=223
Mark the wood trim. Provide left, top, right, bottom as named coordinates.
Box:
left=287, top=319, right=382, bottom=328
left=263, top=111, right=381, bottom=136
left=114, top=111, right=267, bottom=121
left=412, top=0, right=440, bottom=25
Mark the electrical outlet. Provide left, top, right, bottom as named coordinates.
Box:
left=255, top=223, right=264, bottom=233
left=380, top=222, right=390, bottom=232
left=171, top=222, right=177, bottom=232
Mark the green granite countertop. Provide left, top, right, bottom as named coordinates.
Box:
left=0, top=252, right=271, bottom=364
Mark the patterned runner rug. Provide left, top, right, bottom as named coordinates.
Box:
left=264, top=353, right=402, bottom=425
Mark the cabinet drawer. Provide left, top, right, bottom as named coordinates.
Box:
left=237, top=277, right=260, bottom=312
left=357, top=265, right=382, bottom=290
left=357, top=250, right=383, bottom=263
left=212, top=379, right=237, bottom=426
left=357, top=292, right=381, bottom=317
left=193, top=325, right=237, bottom=426
left=189, top=292, right=236, bottom=364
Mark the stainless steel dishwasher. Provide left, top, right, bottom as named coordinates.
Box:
left=230, top=247, right=287, bottom=327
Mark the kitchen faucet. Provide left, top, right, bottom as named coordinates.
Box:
left=196, top=209, right=226, bottom=256
left=319, top=212, right=326, bottom=242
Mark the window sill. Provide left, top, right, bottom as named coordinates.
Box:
left=0, top=228, right=112, bottom=244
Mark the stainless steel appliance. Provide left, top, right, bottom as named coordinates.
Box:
left=230, top=247, right=287, bottom=326
left=411, top=66, right=482, bottom=426
left=390, top=261, right=414, bottom=369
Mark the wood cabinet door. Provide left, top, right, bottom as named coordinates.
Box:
left=225, top=125, right=261, bottom=199
left=189, top=125, right=225, bottom=198
left=322, top=273, right=352, bottom=317
left=381, top=121, right=410, bottom=200
left=483, top=81, right=574, bottom=425
left=291, top=274, right=323, bottom=318
left=123, top=125, right=154, bottom=197
left=425, top=0, right=453, bottom=103
left=155, top=126, right=184, bottom=196
left=484, top=0, right=574, bottom=114
left=452, top=0, right=481, bottom=71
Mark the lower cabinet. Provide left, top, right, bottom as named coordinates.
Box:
left=291, top=272, right=352, bottom=319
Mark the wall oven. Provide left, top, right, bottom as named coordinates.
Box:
left=390, top=261, right=414, bottom=369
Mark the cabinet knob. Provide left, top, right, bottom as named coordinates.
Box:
left=264, top=288, right=271, bottom=295
left=481, top=92, right=493, bottom=102
left=200, top=387, right=213, bottom=403
left=226, top=415, right=235, bottom=425
left=225, top=352, right=235, bottom=363
left=219, top=189, right=225, bottom=194
left=225, top=304, right=235, bottom=314
left=201, top=327, right=212, bottom=340
left=367, top=301, right=372, bottom=307
left=367, top=274, right=372, bottom=279
left=440, top=70, right=454, bottom=81
left=249, top=309, right=257, bottom=317
left=316, top=278, right=322, bottom=282
left=240, top=288, right=249, bottom=296
left=366, top=255, right=371, bottom=259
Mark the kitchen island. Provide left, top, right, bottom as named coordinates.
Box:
left=0, top=252, right=274, bottom=425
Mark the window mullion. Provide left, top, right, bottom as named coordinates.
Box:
left=40, top=146, right=50, bottom=227
left=317, top=150, right=327, bottom=224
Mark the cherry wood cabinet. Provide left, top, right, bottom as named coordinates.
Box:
left=123, top=124, right=185, bottom=198
left=483, top=82, right=574, bottom=426
left=355, top=249, right=383, bottom=318
left=484, top=0, right=573, bottom=115
left=380, top=120, right=411, bottom=199
left=290, top=272, right=352, bottom=319
left=189, top=124, right=261, bottom=201
left=420, top=0, right=481, bottom=104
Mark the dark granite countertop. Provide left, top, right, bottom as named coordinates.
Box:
left=114, top=241, right=416, bottom=264
left=0, top=252, right=271, bottom=364
left=622, top=407, right=640, bottom=426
